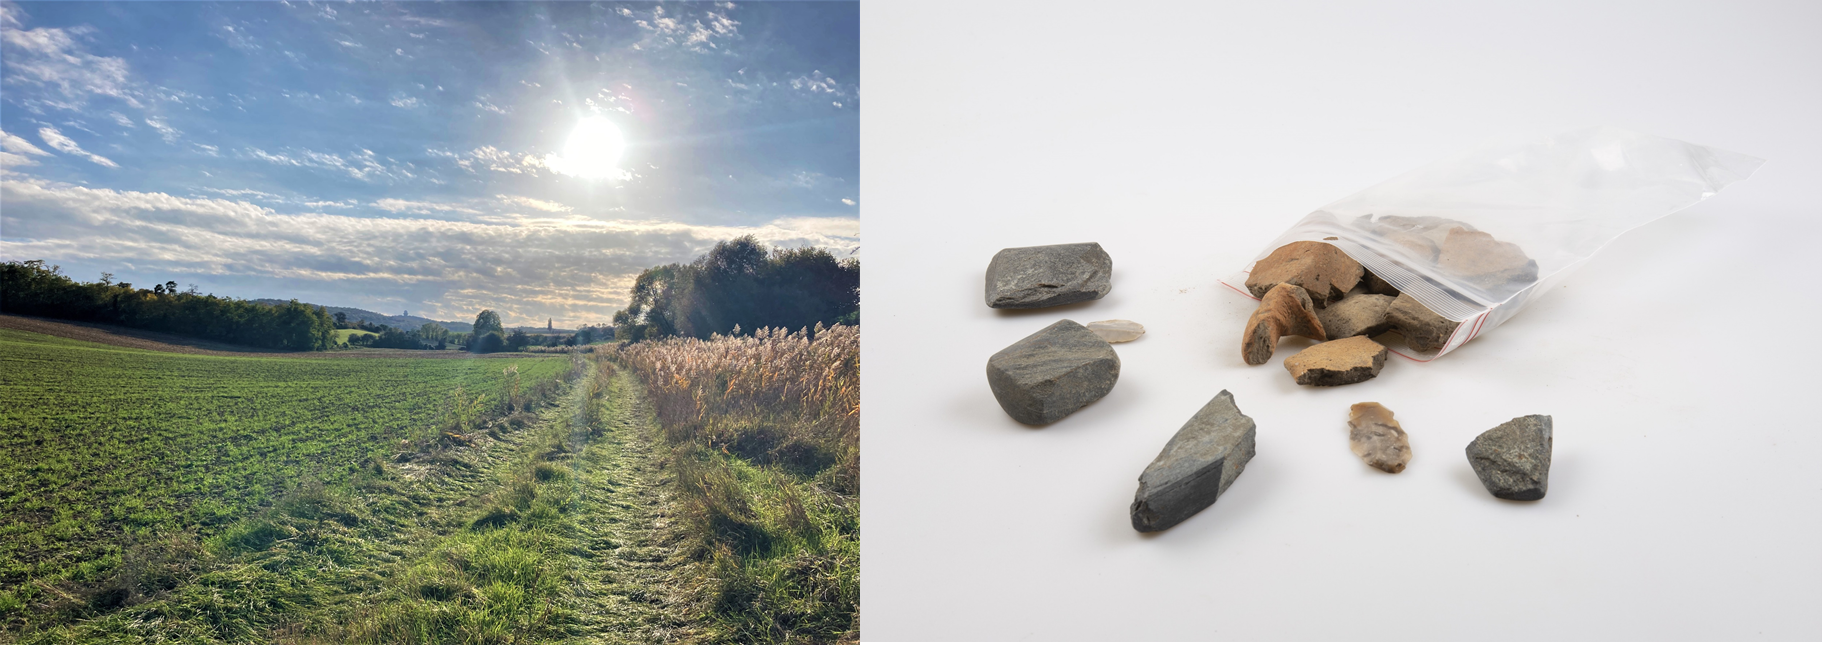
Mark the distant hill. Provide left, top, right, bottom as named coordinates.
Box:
left=252, top=300, right=586, bottom=334
left=252, top=300, right=473, bottom=332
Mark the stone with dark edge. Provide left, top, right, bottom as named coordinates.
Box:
left=1283, top=336, right=1388, bottom=386
left=1466, top=415, right=1553, bottom=501
left=1316, top=293, right=1395, bottom=339
left=1130, top=390, right=1257, bottom=532
left=1385, top=293, right=1461, bottom=353
left=986, top=319, right=1120, bottom=425
left=985, top=242, right=1113, bottom=309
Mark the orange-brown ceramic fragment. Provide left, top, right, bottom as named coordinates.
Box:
left=1283, top=336, right=1387, bottom=386
left=1242, top=283, right=1326, bottom=366
left=1438, top=227, right=1538, bottom=290
left=1244, top=241, right=1364, bottom=308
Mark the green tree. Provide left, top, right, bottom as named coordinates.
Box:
left=418, top=322, right=448, bottom=344
left=605, top=236, right=859, bottom=342
left=473, top=310, right=504, bottom=338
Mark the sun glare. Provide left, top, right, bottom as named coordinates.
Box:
left=549, top=117, right=625, bottom=179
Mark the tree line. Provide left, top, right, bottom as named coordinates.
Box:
left=0, top=260, right=337, bottom=350
left=4, top=235, right=856, bottom=353
left=611, top=236, right=860, bottom=341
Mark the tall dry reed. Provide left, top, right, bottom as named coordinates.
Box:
left=618, top=324, right=859, bottom=493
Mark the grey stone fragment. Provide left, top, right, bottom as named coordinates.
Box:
left=1466, top=415, right=1553, bottom=501
left=1385, top=293, right=1461, bottom=353
left=985, top=242, right=1113, bottom=309
left=1131, top=390, right=1257, bottom=532
left=986, top=320, right=1120, bottom=425
left=1316, top=294, right=1395, bottom=339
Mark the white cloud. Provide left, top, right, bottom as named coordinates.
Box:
left=496, top=194, right=572, bottom=213
left=107, top=111, right=136, bottom=127
left=243, top=146, right=414, bottom=182
left=0, top=7, right=142, bottom=108
left=37, top=126, right=117, bottom=167
left=218, top=23, right=261, bottom=53
left=429, top=145, right=547, bottom=176
left=144, top=117, right=180, bottom=143
left=0, top=151, right=35, bottom=169
left=390, top=95, right=423, bottom=109
left=0, top=176, right=860, bottom=321
left=791, top=70, right=843, bottom=95
left=1, top=129, right=51, bottom=157
left=473, top=97, right=509, bottom=114
left=626, top=5, right=740, bottom=52
left=373, top=198, right=481, bottom=215
left=197, top=187, right=285, bottom=201
left=841, top=198, right=856, bottom=206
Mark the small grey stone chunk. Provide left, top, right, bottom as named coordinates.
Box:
left=1316, top=293, right=1395, bottom=339
left=985, top=242, right=1113, bottom=309
left=1131, top=390, right=1257, bottom=532
left=1466, top=415, right=1553, bottom=501
left=986, top=320, right=1120, bottom=425
left=1385, top=293, right=1461, bottom=353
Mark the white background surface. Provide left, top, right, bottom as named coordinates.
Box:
left=860, top=1, right=1822, bottom=641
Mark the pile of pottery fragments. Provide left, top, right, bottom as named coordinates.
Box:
left=983, top=241, right=1554, bottom=533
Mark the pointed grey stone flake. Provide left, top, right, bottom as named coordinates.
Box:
left=1130, top=390, right=1257, bottom=532
left=1466, top=415, right=1553, bottom=501
left=986, top=320, right=1120, bottom=425
left=985, top=242, right=1113, bottom=309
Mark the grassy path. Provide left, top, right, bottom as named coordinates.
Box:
left=323, top=358, right=695, bottom=643
left=563, top=367, right=692, bottom=643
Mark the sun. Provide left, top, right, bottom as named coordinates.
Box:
left=549, top=117, right=625, bottom=179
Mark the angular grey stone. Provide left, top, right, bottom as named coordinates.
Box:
left=1316, top=293, right=1395, bottom=339
left=1130, top=390, right=1257, bottom=532
left=986, top=320, right=1120, bottom=425
left=1466, top=415, right=1553, bottom=501
left=985, top=242, right=1113, bottom=309
left=1385, top=293, right=1461, bottom=353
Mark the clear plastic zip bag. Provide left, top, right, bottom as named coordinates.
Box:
left=1221, top=127, right=1764, bottom=360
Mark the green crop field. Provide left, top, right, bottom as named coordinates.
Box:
left=0, top=328, right=571, bottom=634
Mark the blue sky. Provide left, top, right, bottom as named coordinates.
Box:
left=0, top=1, right=857, bottom=326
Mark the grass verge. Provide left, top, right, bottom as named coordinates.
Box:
left=616, top=324, right=859, bottom=643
